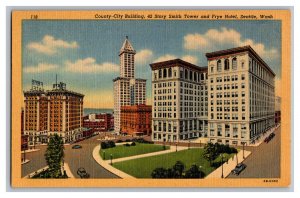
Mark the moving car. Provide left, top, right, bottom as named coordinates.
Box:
left=72, top=145, right=82, bottom=149
left=77, top=167, right=90, bottom=178
left=231, top=163, right=247, bottom=175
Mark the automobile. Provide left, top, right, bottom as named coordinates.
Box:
left=77, top=167, right=90, bottom=178
left=231, top=163, right=247, bottom=175
left=264, top=136, right=271, bottom=143
left=72, top=145, right=82, bottom=149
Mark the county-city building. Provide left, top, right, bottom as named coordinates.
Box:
left=150, top=46, right=275, bottom=145
left=150, top=59, right=208, bottom=142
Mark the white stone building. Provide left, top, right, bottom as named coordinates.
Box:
left=150, top=46, right=275, bottom=145
left=206, top=46, right=275, bottom=145
left=150, top=59, right=208, bottom=142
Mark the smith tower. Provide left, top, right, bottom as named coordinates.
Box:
left=119, top=36, right=136, bottom=78
left=113, top=36, right=146, bottom=133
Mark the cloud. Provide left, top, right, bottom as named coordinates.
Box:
left=153, top=54, right=198, bottom=65
left=65, top=57, right=119, bottom=73
left=181, top=55, right=198, bottom=65
left=184, top=27, right=278, bottom=59
left=153, top=54, right=177, bottom=63
left=27, top=35, right=79, bottom=55
left=23, top=63, right=59, bottom=73
left=135, top=49, right=153, bottom=64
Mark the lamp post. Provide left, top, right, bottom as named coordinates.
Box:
left=103, top=150, right=106, bottom=160
left=188, top=140, right=190, bottom=150
left=110, top=154, right=113, bottom=165
left=176, top=143, right=178, bottom=152
left=236, top=152, right=238, bottom=165
left=199, top=165, right=202, bottom=179
left=199, top=139, right=201, bottom=147
left=221, top=153, right=224, bottom=178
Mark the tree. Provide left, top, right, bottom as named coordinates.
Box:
left=203, top=142, right=218, bottom=166
left=44, top=134, right=64, bottom=178
left=151, top=167, right=168, bottom=178
left=185, top=164, right=200, bottom=178
left=173, top=161, right=185, bottom=178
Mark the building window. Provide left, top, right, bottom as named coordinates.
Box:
left=163, top=69, right=167, bottom=78
left=241, top=74, right=245, bottom=80
left=224, top=59, right=230, bottom=70
left=159, top=70, right=162, bottom=78
left=185, top=69, right=188, bottom=79
left=217, top=60, right=222, bottom=72
left=232, top=57, right=237, bottom=70
left=168, top=68, right=172, bottom=78
left=211, top=66, right=214, bottom=73
left=217, top=125, right=222, bottom=136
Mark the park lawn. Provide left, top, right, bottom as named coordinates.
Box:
left=100, top=143, right=170, bottom=159
left=113, top=148, right=234, bottom=178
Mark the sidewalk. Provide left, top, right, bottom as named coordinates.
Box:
left=109, top=145, right=188, bottom=163
left=249, top=125, right=280, bottom=147
left=21, top=159, right=30, bottom=165
left=21, top=148, right=40, bottom=153
left=63, top=163, right=75, bottom=178
left=206, top=150, right=251, bottom=178
left=92, top=145, right=134, bottom=178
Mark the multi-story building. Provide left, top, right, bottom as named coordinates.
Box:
left=275, top=96, right=281, bottom=125
left=24, top=82, right=49, bottom=147
left=23, top=80, right=84, bottom=144
left=83, top=113, right=113, bottom=131
left=47, top=82, right=84, bottom=143
left=113, top=36, right=146, bottom=133
left=206, top=46, right=275, bottom=145
left=150, top=59, right=208, bottom=142
left=120, top=104, right=152, bottom=136
left=21, top=108, right=28, bottom=151
left=150, top=46, right=276, bottom=145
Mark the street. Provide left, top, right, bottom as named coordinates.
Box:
left=227, top=126, right=281, bottom=178
left=22, top=127, right=281, bottom=179
left=22, top=135, right=119, bottom=178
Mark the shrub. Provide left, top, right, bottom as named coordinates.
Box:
left=116, top=140, right=123, bottom=143
left=131, top=142, right=136, bottom=146
left=124, top=143, right=131, bottom=147
left=101, top=141, right=116, bottom=149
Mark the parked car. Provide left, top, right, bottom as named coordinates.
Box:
left=265, top=133, right=275, bottom=143
left=264, top=136, right=271, bottom=143
left=72, top=145, right=82, bottom=149
left=77, top=167, right=90, bottom=178
left=231, top=163, right=247, bottom=175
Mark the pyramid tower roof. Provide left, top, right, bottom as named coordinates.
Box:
left=119, top=36, right=136, bottom=55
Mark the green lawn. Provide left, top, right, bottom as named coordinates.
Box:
left=100, top=143, right=170, bottom=160
left=113, top=148, right=234, bottom=178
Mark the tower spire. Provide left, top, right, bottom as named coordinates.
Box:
left=119, top=36, right=136, bottom=55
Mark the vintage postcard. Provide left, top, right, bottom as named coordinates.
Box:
left=11, top=9, right=291, bottom=188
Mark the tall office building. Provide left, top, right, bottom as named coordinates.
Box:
left=206, top=46, right=275, bottom=145
left=150, top=46, right=275, bottom=145
left=150, top=59, right=208, bottom=142
left=23, top=80, right=84, bottom=145
left=113, top=36, right=146, bottom=133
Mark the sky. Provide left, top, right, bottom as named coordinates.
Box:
left=22, top=20, right=282, bottom=108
